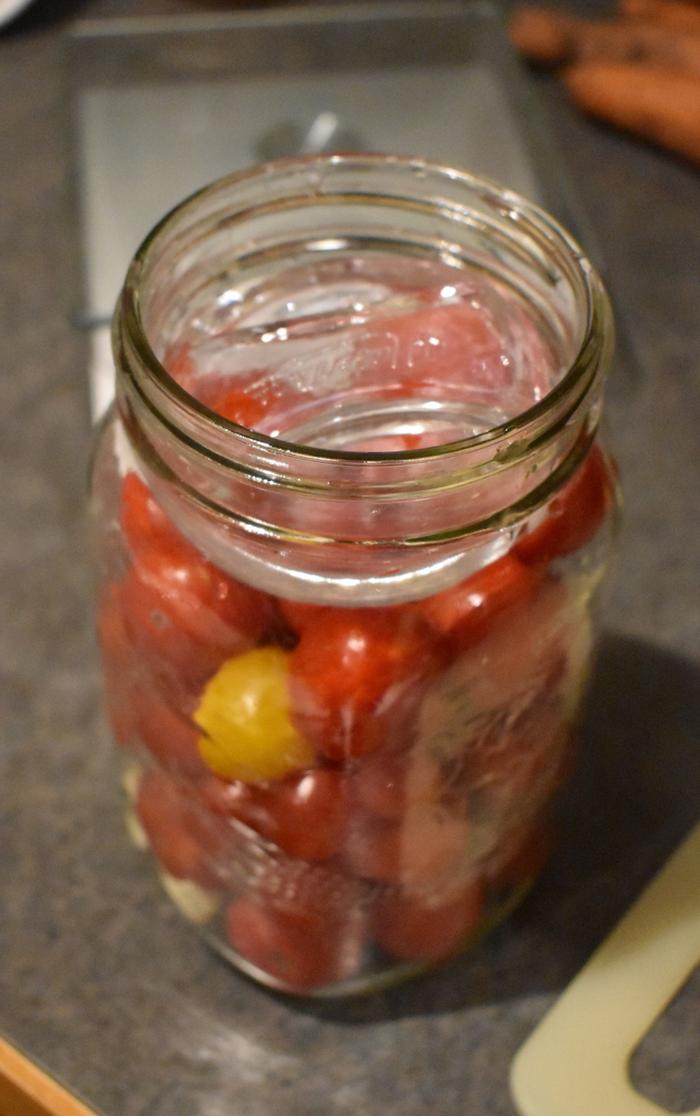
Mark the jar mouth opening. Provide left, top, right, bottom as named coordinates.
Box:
left=119, top=153, right=610, bottom=466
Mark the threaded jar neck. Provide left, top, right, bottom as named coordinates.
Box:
left=111, top=155, right=613, bottom=601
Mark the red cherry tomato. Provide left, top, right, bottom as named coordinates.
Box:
left=289, top=608, right=437, bottom=760
left=351, top=750, right=442, bottom=821
left=134, top=540, right=270, bottom=651
left=225, top=898, right=322, bottom=989
left=206, top=386, right=268, bottom=429
left=373, top=877, right=484, bottom=962
left=196, top=776, right=288, bottom=878
left=400, top=433, right=441, bottom=450
left=97, top=588, right=131, bottom=678
left=343, top=805, right=469, bottom=887
left=119, top=474, right=275, bottom=697
left=413, top=578, right=571, bottom=790
left=162, top=340, right=197, bottom=391
left=257, top=769, right=350, bottom=861
left=469, top=579, right=569, bottom=713
left=225, top=887, right=363, bottom=992
left=425, top=576, right=569, bottom=728
left=277, top=598, right=328, bottom=637
left=224, top=837, right=369, bottom=990
left=197, top=773, right=262, bottom=820
left=118, top=550, right=273, bottom=704
left=416, top=552, right=542, bottom=652
left=134, top=693, right=207, bottom=778
left=97, top=585, right=133, bottom=667
left=136, top=770, right=229, bottom=888
left=120, top=473, right=180, bottom=557
left=514, top=445, right=614, bottom=566
left=198, top=769, right=348, bottom=862
left=119, top=568, right=226, bottom=693
left=121, top=472, right=273, bottom=652
left=203, top=375, right=305, bottom=434
left=97, top=587, right=140, bottom=746
left=466, top=700, right=568, bottom=817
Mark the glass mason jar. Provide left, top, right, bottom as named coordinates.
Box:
left=91, top=155, right=619, bottom=996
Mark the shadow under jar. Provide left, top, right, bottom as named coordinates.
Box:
left=91, top=155, right=620, bottom=996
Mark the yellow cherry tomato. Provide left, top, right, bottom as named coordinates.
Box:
left=194, top=647, right=314, bottom=783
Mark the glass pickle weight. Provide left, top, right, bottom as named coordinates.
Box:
left=92, top=156, right=618, bottom=995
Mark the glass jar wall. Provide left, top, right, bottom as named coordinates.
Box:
left=91, top=156, right=619, bottom=995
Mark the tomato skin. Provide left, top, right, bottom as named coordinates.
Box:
left=134, top=693, right=207, bottom=778
left=198, top=769, right=348, bottom=862
left=119, top=568, right=228, bottom=693
left=121, top=472, right=179, bottom=557
left=418, top=577, right=569, bottom=749
left=194, top=647, right=316, bottom=783
left=224, top=895, right=356, bottom=992
left=461, top=577, right=568, bottom=714
left=97, top=587, right=140, bottom=746
left=416, top=552, right=542, bottom=652
left=289, top=608, right=437, bottom=761
left=351, top=750, right=442, bottom=821
left=343, top=805, right=469, bottom=888
left=130, top=530, right=270, bottom=652
left=197, top=774, right=263, bottom=822
left=202, top=374, right=305, bottom=433
left=120, top=472, right=273, bottom=653
left=277, top=598, right=327, bottom=637
left=118, top=540, right=273, bottom=701
left=207, top=387, right=268, bottom=428
left=255, top=769, right=349, bottom=861
left=373, top=878, right=484, bottom=962
left=224, top=858, right=366, bottom=991
left=514, top=446, right=614, bottom=566
left=465, top=700, right=568, bottom=814
left=136, top=770, right=229, bottom=889
left=162, top=340, right=197, bottom=391
left=97, top=585, right=132, bottom=667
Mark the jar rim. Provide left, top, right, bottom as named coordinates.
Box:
left=117, top=153, right=612, bottom=469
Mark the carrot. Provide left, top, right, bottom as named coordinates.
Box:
left=619, top=0, right=700, bottom=31
left=510, top=7, right=700, bottom=75
left=574, top=24, right=700, bottom=75
left=509, top=7, right=579, bottom=64
left=564, top=63, right=700, bottom=165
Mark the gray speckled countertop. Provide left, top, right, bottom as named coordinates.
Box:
left=1, top=2, right=699, bottom=1114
